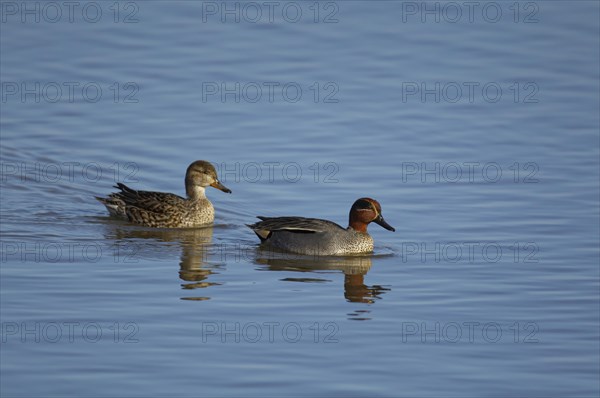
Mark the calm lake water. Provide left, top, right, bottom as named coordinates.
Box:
left=1, top=1, right=599, bottom=396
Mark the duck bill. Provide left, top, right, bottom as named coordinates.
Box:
left=210, top=180, right=232, bottom=193
left=374, top=215, right=395, bottom=232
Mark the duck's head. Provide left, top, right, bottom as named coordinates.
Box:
left=349, top=198, right=395, bottom=233
left=185, top=160, right=231, bottom=198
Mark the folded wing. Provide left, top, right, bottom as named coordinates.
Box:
left=248, top=216, right=344, bottom=241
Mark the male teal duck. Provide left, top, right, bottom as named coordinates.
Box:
left=248, top=198, right=394, bottom=255
left=96, top=160, right=231, bottom=228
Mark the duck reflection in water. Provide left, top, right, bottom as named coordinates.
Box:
left=105, top=225, right=219, bottom=300
left=254, top=250, right=390, bottom=305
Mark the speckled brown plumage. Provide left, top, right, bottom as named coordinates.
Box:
left=96, top=160, right=231, bottom=228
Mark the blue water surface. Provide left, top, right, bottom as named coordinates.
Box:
left=1, top=1, right=599, bottom=397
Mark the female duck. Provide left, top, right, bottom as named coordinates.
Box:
left=96, top=160, right=231, bottom=228
left=248, top=198, right=394, bottom=255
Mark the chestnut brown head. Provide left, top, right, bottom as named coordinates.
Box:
left=348, top=198, right=395, bottom=233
